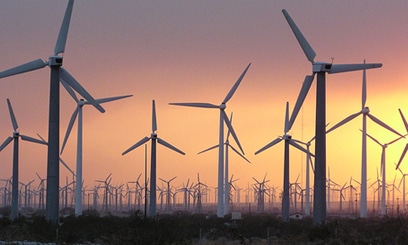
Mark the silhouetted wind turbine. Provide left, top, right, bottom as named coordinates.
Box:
left=282, top=9, right=382, bottom=224
left=0, top=0, right=104, bottom=223
left=292, top=135, right=315, bottom=216
left=365, top=132, right=403, bottom=216
left=122, top=100, right=185, bottom=217
left=255, top=102, right=311, bottom=222
left=197, top=112, right=250, bottom=215
left=60, top=87, right=132, bottom=216
left=396, top=163, right=408, bottom=213
left=396, top=109, right=408, bottom=170
left=0, top=99, right=47, bottom=220
left=170, top=63, right=251, bottom=217
left=326, top=66, right=401, bottom=218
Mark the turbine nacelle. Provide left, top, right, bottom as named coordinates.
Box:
left=362, top=107, right=370, bottom=114
left=48, top=56, right=63, bottom=66
left=283, top=134, right=292, bottom=140
left=312, top=62, right=332, bottom=73
left=151, top=133, right=158, bottom=139
left=13, top=132, right=20, bottom=138
left=220, top=103, right=226, bottom=110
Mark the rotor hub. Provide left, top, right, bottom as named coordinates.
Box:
left=220, top=103, right=226, bottom=110
left=49, top=55, right=63, bottom=67
left=362, top=107, right=370, bottom=114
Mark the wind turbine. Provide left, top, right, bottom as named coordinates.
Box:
left=159, top=176, right=177, bottom=212
left=365, top=132, right=403, bottom=216
left=0, top=98, right=47, bottom=220
left=60, top=88, right=132, bottom=217
left=292, top=135, right=315, bottom=216
left=326, top=66, right=401, bottom=218
left=282, top=9, right=382, bottom=224
left=0, top=0, right=104, bottom=223
left=396, top=109, right=408, bottom=170
left=396, top=163, right=408, bottom=214
left=255, top=102, right=311, bottom=222
left=169, top=63, right=251, bottom=217
left=197, top=112, right=250, bottom=215
left=122, top=100, right=185, bottom=217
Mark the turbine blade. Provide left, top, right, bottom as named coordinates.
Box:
left=197, top=144, right=219, bottom=155
left=289, top=140, right=313, bottom=156
left=152, top=100, right=157, bottom=132
left=60, top=79, right=79, bottom=102
left=60, top=68, right=105, bottom=113
left=60, top=107, right=79, bottom=154
left=326, top=111, right=362, bottom=134
left=222, top=110, right=244, bottom=155
left=6, top=99, right=18, bottom=131
left=282, top=9, right=316, bottom=63
left=157, top=138, right=185, bottom=155
left=362, top=60, right=367, bottom=108
left=20, top=135, right=48, bottom=145
left=122, top=136, right=150, bottom=155
left=399, top=109, right=408, bottom=133
left=169, top=102, right=219, bottom=109
left=367, top=113, right=403, bottom=137
left=226, top=112, right=233, bottom=141
left=0, top=59, right=47, bottom=79
left=255, top=137, right=282, bottom=155
left=36, top=133, right=47, bottom=144
left=229, top=144, right=251, bottom=163
left=91, top=95, right=133, bottom=104
left=0, top=137, right=13, bottom=151
left=54, top=0, right=74, bottom=55
left=222, top=63, right=251, bottom=104
left=328, top=63, right=382, bottom=74
left=59, top=157, right=75, bottom=176
left=365, top=132, right=382, bottom=147
left=284, top=102, right=289, bottom=134
left=288, top=74, right=314, bottom=131
left=396, top=144, right=408, bottom=170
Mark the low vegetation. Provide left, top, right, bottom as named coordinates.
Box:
left=0, top=208, right=408, bottom=244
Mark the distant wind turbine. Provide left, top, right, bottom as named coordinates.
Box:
left=0, top=99, right=47, bottom=220
left=365, top=132, right=403, bottom=216
left=326, top=65, right=402, bottom=218
left=60, top=87, right=132, bottom=216
left=282, top=9, right=382, bottom=224
left=197, top=112, right=250, bottom=215
left=0, top=0, right=104, bottom=223
left=122, top=100, right=185, bottom=217
left=396, top=109, right=408, bottom=170
left=169, top=63, right=251, bottom=217
left=255, top=102, right=312, bottom=222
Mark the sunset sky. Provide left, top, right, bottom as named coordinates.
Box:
left=1, top=0, right=408, bottom=203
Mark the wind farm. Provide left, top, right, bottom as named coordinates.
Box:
left=1, top=0, right=408, bottom=243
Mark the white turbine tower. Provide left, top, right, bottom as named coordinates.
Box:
left=281, top=9, right=382, bottom=224
left=365, top=132, right=404, bottom=216
left=197, top=112, right=250, bottom=215
left=122, top=100, right=185, bottom=217
left=292, top=136, right=315, bottom=216
left=169, top=63, right=251, bottom=217
left=255, top=102, right=311, bottom=222
left=0, top=99, right=47, bottom=220
left=0, top=0, right=104, bottom=223
left=326, top=66, right=402, bottom=217
left=60, top=87, right=132, bottom=216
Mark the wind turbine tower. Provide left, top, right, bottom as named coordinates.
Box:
left=60, top=88, right=132, bottom=216
left=122, top=100, right=185, bottom=217
left=282, top=9, right=382, bottom=224
left=170, top=63, right=251, bottom=217
left=0, top=0, right=104, bottom=223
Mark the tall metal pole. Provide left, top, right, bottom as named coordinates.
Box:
left=313, top=72, right=327, bottom=225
